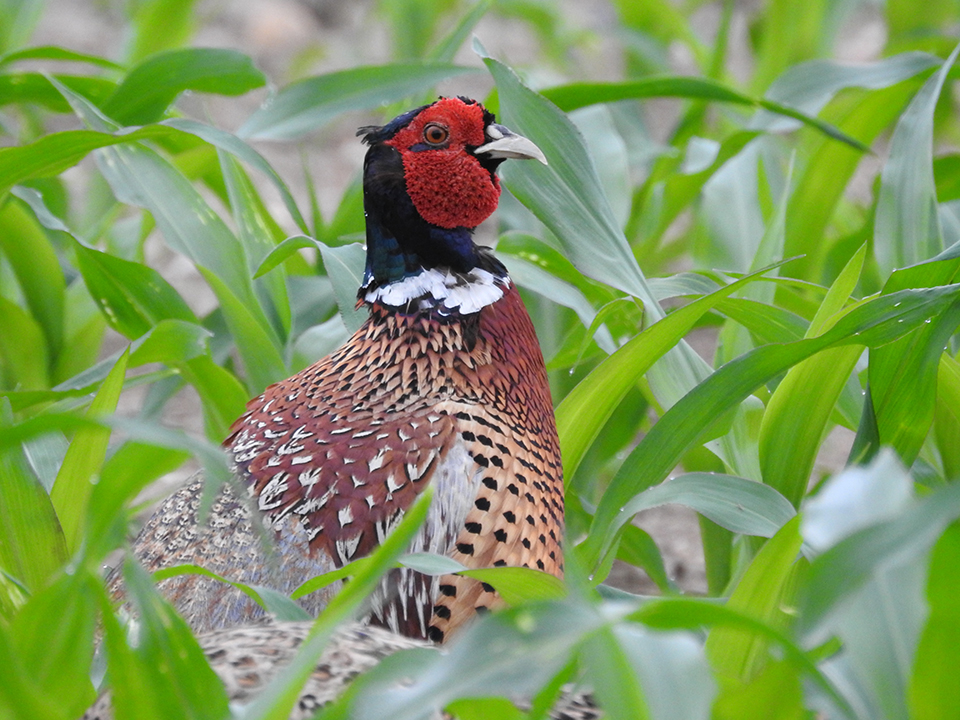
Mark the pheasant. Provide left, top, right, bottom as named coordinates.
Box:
left=125, top=96, right=563, bottom=644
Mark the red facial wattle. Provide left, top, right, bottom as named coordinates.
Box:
left=385, top=98, right=502, bottom=230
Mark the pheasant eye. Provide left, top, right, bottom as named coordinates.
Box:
left=423, top=123, right=449, bottom=145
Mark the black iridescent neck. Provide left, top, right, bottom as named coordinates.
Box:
left=359, top=142, right=504, bottom=292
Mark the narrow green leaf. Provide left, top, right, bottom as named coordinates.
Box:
left=910, top=522, right=960, bottom=719
left=338, top=598, right=604, bottom=720
left=253, top=234, right=316, bottom=279
left=461, top=567, right=566, bottom=605
left=152, top=563, right=310, bottom=621
left=74, top=243, right=198, bottom=338
left=557, top=263, right=785, bottom=480
left=219, top=151, right=292, bottom=337
left=935, top=355, right=960, bottom=480
left=0, top=295, right=50, bottom=389
left=240, top=488, right=434, bottom=720
left=86, top=442, right=190, bottom=560
left=616, top=525, right=672, bottom=593
left=0, top=622, right=61, bottom=719
left=0, top=199, right=65, bottom=356
left=126, top=0, right=196, bottom=62
left=542, top=77, right=867, bottom=151
left=238, top=63, right=477, bottom=141
left=581, top=627, right=652, bottom=720
left=0, top=44, right=123, bottom=70
left=632, top=598, right=851, bottom=717
left=94, top=141, right=263, bottom=320
left=479, top=42, right=757, bottom=482
left=800, top=481, right=960, bottom=634
left=758, top=244, right=867, bottom=506
left=0, top=73, right=116, bottom=113
left=874, top=45, right=959, bottom=276
left=9, top=569, right=98, bottom=718
left=583, top=283, right=960, bottom=569
left=105, top=48, right=265, bottom=125
left=622, top=473, right=796, bottom=538
left=399, top=552, right=466, bottom=575
left=179, top=354, right=248, bottom=441
left=164, top=118, right=308, bottom=233
left=50, top=350, right=128, bottom=552
left=706, top=517, right=802, bottom=684
left=0, top=436, right=67, bottom=595
left=712, top=660, right=804, bottom=720
left=105, top=557, right=230, bottom=720
left=427, top=0, right=492, bottom=62
left=317, top=241, right=367, bottom=333
left=445, top=698, right=526, bottom=720
left=200, top=269, right=288, bottom=392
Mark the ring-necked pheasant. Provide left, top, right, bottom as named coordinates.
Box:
left=124, top=96, right=563, bottom=644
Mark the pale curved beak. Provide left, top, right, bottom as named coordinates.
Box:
left=475, top=123, right=548, bottom=165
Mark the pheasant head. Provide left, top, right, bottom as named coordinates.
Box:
left=356, top=96, right=546, bottom=300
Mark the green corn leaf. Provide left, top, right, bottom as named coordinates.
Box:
left=219, top=151, right=293, bottom=338
left=0, top=199, right=65, bottom=357
left=705, top=517, right=803, bottom=684
left=166, top=118, right=309, bottom=233
left=632, top=598, right=850, bottom=717
left=179, top=354, right=249, bottom=441
left=800, top=480, right=960, bottom=635
left=85, top=442, right=190, bottom=560
left=541, top=77, right=867, bottom=151
left=0, top=121, right=308, bottom=234
left=581, top=627, right=652, bottom=720
left=0, top=44, right=123, bottom=70
left=125, top=0, right=197, bottom=62
left=238, top=488, right=434, bottom=720
left=460, top=567, right=566, bottom=605
left=583, top=282, right=960, bottom=570
left=935, top=355, right=960, bottom=481
left=8, top=569, right=99, bottom=718
left=152, top=563, right=310, bottom=621
left=316, top=240, right=367, bottom=333
left=254, top=234, right=316, bottom=279
left=104, top=47, right=265, bottom=125
left=93, top=139, right=287, bottom=392
left=616, top=525, right=672, bottom=593
left=874, top=45, right=958, bottom=277
left=0, top=295, right=50, bottom=390
left=779, top=56, right=938, bottom=279
left=102, top=557, right=230, bottom=720
left=0, top=423, right=67, bottom=597
left=198, top=268, right=288, bottom=393
left=427, top=0, right=492, bottom=63
left=556, top=263, right=787, bottom=481
left=74, top=243, right=198, bottom=338
left=909, top=522, right=960, bottom=719
left=49, top=349, right=128, bottom=552
left=620, top=473, right=796, bottom=539
left=238, top=63, right=478, bottom=141
left=0, top=73, right=116, bottom=113
left=479, top=43, right=759, bottom=484
left=758, top=244, right=867, bottom=506
left=862, top=45, right=960, bottom=466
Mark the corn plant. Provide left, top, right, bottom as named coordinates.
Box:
left=1, top=0, right=959, bottom=718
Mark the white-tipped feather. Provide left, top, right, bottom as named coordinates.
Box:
left=365, top=268, right=509, bottom=314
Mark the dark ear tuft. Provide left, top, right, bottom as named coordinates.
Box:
left=357, top=125, right=381, bottom=143
left=357, top=104, right=431, bottom=145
